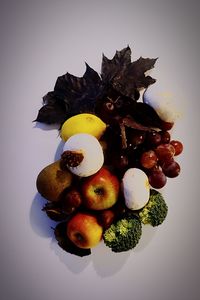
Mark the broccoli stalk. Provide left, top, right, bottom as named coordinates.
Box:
left=139, top=189, right=168, bottom=227
left=103, top=212, right=142, bottom=252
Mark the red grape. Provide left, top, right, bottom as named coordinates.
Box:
left=111, top=152, right=129, bottom=171
left=148, top=167, right=167, bottom=189
left=155, top=143, right=175, bottom=162
left=161, top=160, right=181, bottom=178
left=160, top=131, right=171, bottom=144
left=128, top=131, right=146, bottom=147
left=160, top=120, right=174, bottom=131
left=170, top=140, right=183, bottom=156
left=146, top=131, right=161, bottom=146
left=140, top=150, right=158, bottom=169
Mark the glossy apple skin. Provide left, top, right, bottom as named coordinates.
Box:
left=67, top=212, right=103, bottom=249
left=81, top=167, right=120, bottom=210
left=98, top=209, right=115, bottom=229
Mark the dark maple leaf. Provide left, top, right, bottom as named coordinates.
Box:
left=35, top=46, right=158, bottom=125
left=101, top=47, right=157, bottom=100
left=35, top=64, right=103, bottom=125
left=112, top=57, right=157, bottom=98
left=101, top=46, right=131, bottom=82
left=54, top=63, right=102, bottom=116
left=34, top=92, right=67, bottom=124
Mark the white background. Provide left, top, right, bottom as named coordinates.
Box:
left=0, top=1, right=200, bottom=300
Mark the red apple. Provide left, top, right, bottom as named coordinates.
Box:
left=98, top=209, right=116, bottom=229
left=81, top=167, right=120, bottom=210
left=67, top=212, right=103, bottom=249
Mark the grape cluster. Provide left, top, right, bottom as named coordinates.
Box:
left=97, top=91, right=183, bottom=190
left=130, top=130, right=183, bottom=188
left=105, top=127, right=183, bottom=189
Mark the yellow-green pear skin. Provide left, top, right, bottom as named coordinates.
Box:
left=36, top=160, right=73, bottom=202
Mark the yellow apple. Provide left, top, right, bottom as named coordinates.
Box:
left=67, top=212, right=103, bottom=249
left=81, top=167, right=120, bottom=210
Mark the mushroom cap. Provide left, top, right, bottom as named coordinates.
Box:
left=143, top=84, right=181, bottom=123
left=63, top=133, right=104, bottom=177
left=122, top=168, right=150, bottom=210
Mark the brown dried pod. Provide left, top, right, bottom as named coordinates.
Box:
left=61, top=150, right=84, bottom=169
left=42, top=202, right=68, bottom=221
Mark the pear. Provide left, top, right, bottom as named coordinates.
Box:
left=36, top=160, right=73, bottom=202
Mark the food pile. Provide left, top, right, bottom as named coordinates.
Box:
left=35, top=47, right=183, bottom=256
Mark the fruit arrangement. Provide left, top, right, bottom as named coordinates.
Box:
left=35, top=47, right=183, bottom=256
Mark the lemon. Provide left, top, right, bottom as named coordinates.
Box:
left=60, top=113, right=106, bottom=141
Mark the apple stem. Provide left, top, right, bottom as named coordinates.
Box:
left=75, top=232, right=84, bottom=242
left=94, top=187, right=105, bottom=196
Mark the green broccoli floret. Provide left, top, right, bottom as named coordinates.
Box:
left=103, top=213, right=142, bottom=252
left=139, top=189, right=168, bottom=227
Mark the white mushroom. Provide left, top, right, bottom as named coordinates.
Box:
left=62, top=133, right=104, bottom=177
left=122, top=168, right=150, bottom=210
left=143, top=83, right=181, bottom=123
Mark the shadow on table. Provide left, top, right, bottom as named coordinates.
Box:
left=31, top=123, right=157, bottom=276
left=29, top=193, right=91, bottom=272
left=30, top=193, right=156, bottom=277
